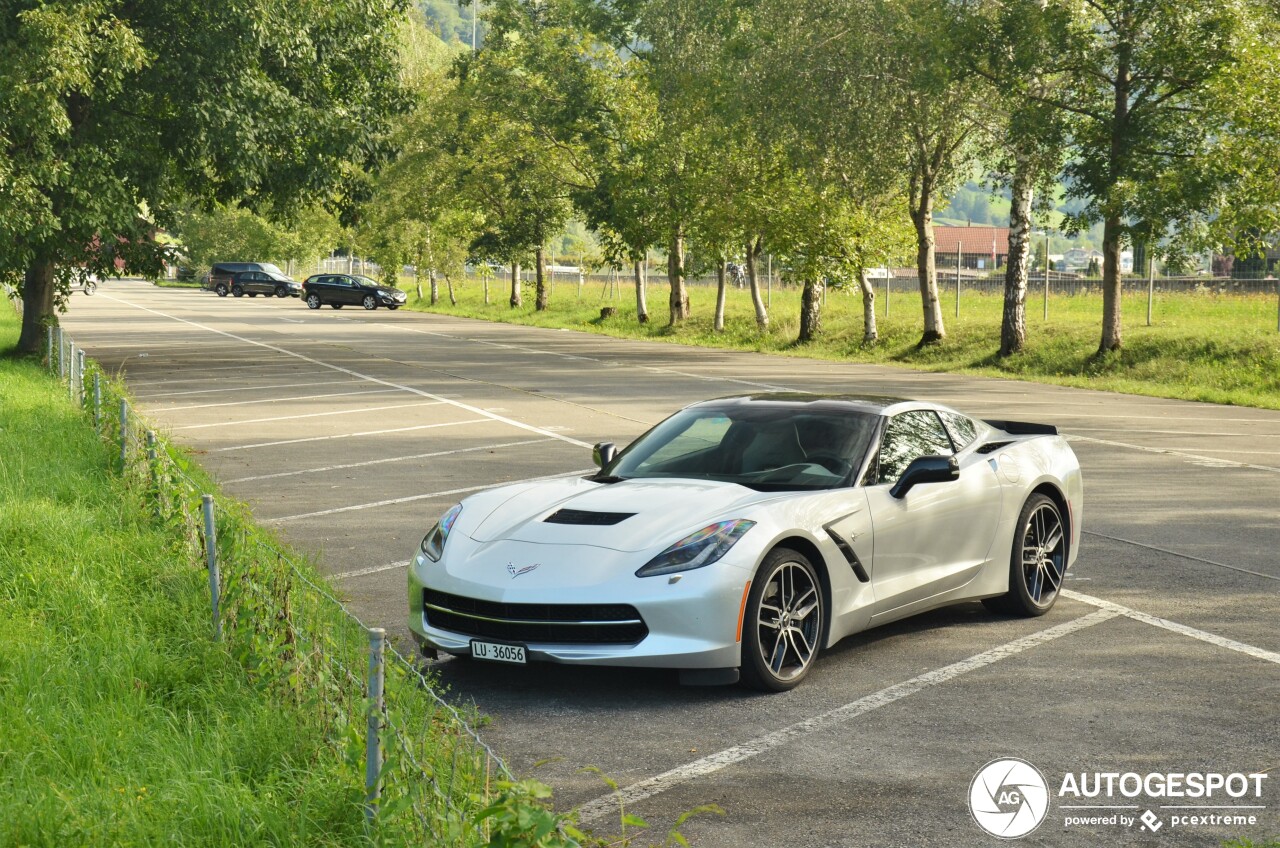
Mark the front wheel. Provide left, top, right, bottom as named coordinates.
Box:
left=274, top=286, right=287, bottom=298
left=330, top=303, right=343, bottom=309
left=387, top=305, right=399, bottom=311
left=305, top=293, right=321, bottom=309
left=983, top=493, right=1065, bottom=617
left=362, top=295, right=377, bottom=310
left=232, top=285, right=244, bottom=297
left=740, top=548, right=824, bottom=692
left=83, top=281, right=97, bottom=295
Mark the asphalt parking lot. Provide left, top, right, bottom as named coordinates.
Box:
left=62, top=281, right=1277, bottom=846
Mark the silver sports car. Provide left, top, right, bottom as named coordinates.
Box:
left=407, top=394, right=1082, bottom=691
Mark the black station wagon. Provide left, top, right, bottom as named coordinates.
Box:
left=301, top=274, right=408, bottom=310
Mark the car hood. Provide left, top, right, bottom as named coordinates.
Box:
left=465, top=477, right=785, bottom=553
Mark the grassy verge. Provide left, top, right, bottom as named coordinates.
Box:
left=405, top=278, right=1280, bottom=410
left=152, top=279, right=205, bottom=289
left=0, top=315, right=370, bottom=844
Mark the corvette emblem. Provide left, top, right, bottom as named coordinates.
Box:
left=507, top=562, right=539, bottom=579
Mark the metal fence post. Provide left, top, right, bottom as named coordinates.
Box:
left=46, top=327, right=53, bottom=372
left=365, top=627, right=386, bottom=823
left=77, top=350, right=86, bottom=406
left=69, top=343, right=77, bottom=402
left=119, top=398, right=129, bottom=469
left=146, top=430, right=158, bottom=492
left=93, top=373, right=102, bottom=434
left=955, top=242, right=962, bottom=319
left=202, top=495, right=221, bottom=641
left=56, top=328, right=65, bottom=380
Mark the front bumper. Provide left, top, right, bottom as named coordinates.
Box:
left=406, top=542, right=750, bottom=670
left=379, top=291, right=408, bottom=306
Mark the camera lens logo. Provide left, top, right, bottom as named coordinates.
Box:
left=969, top=758, right=1050, bottom=839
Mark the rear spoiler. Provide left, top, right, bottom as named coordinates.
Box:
left=984, top=419, right=1058, bottom=436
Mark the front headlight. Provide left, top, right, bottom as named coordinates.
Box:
left=635, top=519, right=756, bottom=578
left=419, top=504, right=463, bottom=562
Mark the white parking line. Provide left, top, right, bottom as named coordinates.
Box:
left=100, top=293, right=593, bottom=448
left=267, top=468, right=595, bottom=522
left=1084, top=530, right=1279, bottom=582
left=173, top=401, right=442, bottom=430
left=331, top=560, right=412, bottom=580
left=1067, top=434, right=1280, bottom=474
left=575, top=609, right=1120, bottom=823
left=212, top=417, right=491, bottom=452
left=1061, top=589, right=1280, bottom=665
left=222, top=438, right=557, bottom=483
left=163, top=387, right=399, bottom=412
left=135, top=378, right=359, bottom=400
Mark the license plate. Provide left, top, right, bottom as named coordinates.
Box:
left=470, top=640, right=527, bottom=664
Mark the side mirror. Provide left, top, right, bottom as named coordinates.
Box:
left=890, top=455, right=959, bottom=499
left=593, top=442, right=617, bottom=469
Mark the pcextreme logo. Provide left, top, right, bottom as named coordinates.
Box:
left=968, top=759, right=1270, bottom=839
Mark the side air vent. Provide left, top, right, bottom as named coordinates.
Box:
left=544, top=508, right=636, bottom=526
left=823, top=526, right=870, bottom=583
left=975, top=441, right=1013, bottom=455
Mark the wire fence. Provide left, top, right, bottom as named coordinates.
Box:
left=42, top=324, right=529, bottom=846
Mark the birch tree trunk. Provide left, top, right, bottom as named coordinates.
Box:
left=667, top=226, right=689, bottom=324
left=714, top=258, right=727, bottom=332
left=634, top=260, right=649, bottom=324
left=798, top=276, right=824, bottom=342
left=446, top=273, right=457, bottom=306
left=1099, top=216, right=1124, bottom=352
left=909, top=170, right=946, bottom=344
left=510, top=262, right=522, bottom=308
left=1000, top=159, right=1035, bottom=357
left=857, top=264, right=878, bottom=345
left=744, top=236, right=769, bottom=330
left=429, top=268, right=439, bottom=305
left=535, top=246, right=549, bottom=311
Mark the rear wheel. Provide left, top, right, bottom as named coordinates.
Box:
left=362, top=295, right=377, bottom=310
left=983, top=494, right=1065, bottom=617
left=330, top=303, right=343, bottom=309
left=740, top=547, right=824, bottom=692
left=305, top=293, right=321, bottom=309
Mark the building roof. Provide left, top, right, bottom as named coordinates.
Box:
left=933, top=225, right=1010, bottom=256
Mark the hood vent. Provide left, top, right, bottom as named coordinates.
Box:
left=543, top=508, right=636, bottom=526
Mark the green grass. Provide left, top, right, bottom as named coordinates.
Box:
left=0, top=310, right=369, bottom=846
left=153, top=279, right=204, bottom=289
left=405, top=277, right=1280, bottom=409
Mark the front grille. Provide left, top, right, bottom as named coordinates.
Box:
left=543, top=508, right=635, bottom=526
left=423, top=589, right=648, bottom=644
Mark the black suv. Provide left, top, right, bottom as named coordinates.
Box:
left=230, top=270, right=302, bottom=298
left=205, top=262, right=287, bottom=296
left=301, top=274, right=408, bottom=310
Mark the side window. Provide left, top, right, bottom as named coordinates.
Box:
left=877, top=411, right=954, bottom=484
left=939, top=411, right=979, bottom=449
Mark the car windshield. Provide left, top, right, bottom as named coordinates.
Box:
left=261, top=263, right=284, bottom=275
left=604, top=405, right=879, bottom=491
left=352, top=275, right=381, bottom=287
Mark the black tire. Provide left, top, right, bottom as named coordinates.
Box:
left=362, top=295, right=377, bottom=310
left=740, top=547, right=825, bottom=692
left=274, top=286, right=287, bottom=298
left=983, top=493, right=1066, bottom=617
left=83, top=282, right=96, bottom=295
left=388, top=305, right=399, bottom=311
left=247, top=292, right=257, bottom=298
left=305, top=293, right=321, bottom=309
left=232, top=285, right=244, bottom=297
left=330, top=303, right=343, bottom=309
left=215, top=283, right=229, bottom=297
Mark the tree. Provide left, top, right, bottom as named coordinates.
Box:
left=1026, top=0, right=1270, bottom=353
left=0, top=0, right=408, bottom=355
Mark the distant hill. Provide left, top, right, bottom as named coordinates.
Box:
left=420, top=0, right=485, bottom=46
left=940, top=181, right=1103, bottom=250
